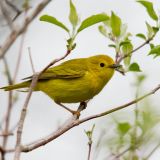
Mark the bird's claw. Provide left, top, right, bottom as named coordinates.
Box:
left=72, top=110, right=81, bottom=118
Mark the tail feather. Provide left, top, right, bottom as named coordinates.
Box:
left=0, top=81, right=29, bottom=91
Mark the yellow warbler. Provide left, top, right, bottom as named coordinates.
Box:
left=1, top=55, right=119, bottom=113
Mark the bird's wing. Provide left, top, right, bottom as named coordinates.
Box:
left=23, top=59, right=87, bottom=81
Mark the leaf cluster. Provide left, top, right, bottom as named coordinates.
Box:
left=96, top=99, right=160, bottom=160
left=39, top=0, right=109, bottom=51
left=98, top=0, right=160, bottom=73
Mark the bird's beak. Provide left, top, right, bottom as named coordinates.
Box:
left=108, top=64, right=121, bottom=69
left=108, top=63, right=125, bottom=75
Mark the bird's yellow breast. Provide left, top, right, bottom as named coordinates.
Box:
left=37, top=70, right=109, bottom=103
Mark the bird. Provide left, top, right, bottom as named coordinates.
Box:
left=1, top=55, right=120, bottom=115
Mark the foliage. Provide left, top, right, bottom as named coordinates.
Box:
left=1, top=0, right=160, bottom=160
left=40, top=0, right=109, bottom=51
left=98, top=0, right=160, bottom=73
left=94, top=75, right=160, bottom=160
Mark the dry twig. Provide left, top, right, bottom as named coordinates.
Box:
left=4, top=84, right=159, bottom=154
left=13, top=49, right=72, bottom=160
left=2, top=58, right=13, bottom=149
left=0, top=0, right=15, bottom=30
left=0, top=0, right=51, bottom=59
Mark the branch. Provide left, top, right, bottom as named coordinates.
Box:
left=144, top=141, right=160, bottom=159
left=85, top=124, right=95, bottom=160
left=8, top=84, right=159, bottom=153
left=13, top=49, right=72, bottom=160
left=0, top=132, right=13, bottom=137
left=2, top=58, right=13, bottom=149
left=13, top=32, right=26, bottom=82
left=0, top=0, right=51, bottom=59
left=28, top=47, right=35, bottom=74
left=117, top=35, right=155, bottom=64
left=0, top=0, right=15, bottom=30
left=5, top=0, right=22, bottom=17
left=14, top=74, right=39, bottom=160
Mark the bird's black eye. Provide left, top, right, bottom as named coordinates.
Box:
left=100, top=63, right=105, bottom=67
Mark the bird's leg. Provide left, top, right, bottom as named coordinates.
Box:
left=78, top=101, right=87, bottom=111
left=56, top=102, right=78, bottom=115
left=76, top=100, right=90, bottom=116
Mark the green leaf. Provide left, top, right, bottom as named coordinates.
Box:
left=137, top=0, right=158, bottom=21
left=129, top=63, right=141, bottom=72
left=137, top=75, right=146, bottom=84
left=124, top=57, right=131, bottom=67
left=117, top=122, right=131, bottom=136
left=132, top=155, right=139, bottom=160
left=77, top=13, right=110, bottom=33
left=111, top=11, right=122, bottom=37
left=98, top=25, right=107, bottom=37
left=120, top=24, right=128, bottom=37
left=146, top=22, right=154, bottom=38
left=136, top=33, right=146, bottom=40
left=122, top=41, right=133, bottom=66
left=40, top=15, right=69, bottom=32
left=120, top=40, right=131, bottom=47
left=108, top=44, right=116, bottom=48
left=69, top=0, right=78, bottom=27
left=150, top=43, right=154, bottom=49
left=148, top=45, right=160, bottom=57
left=152, top=27, right=159, bottom=34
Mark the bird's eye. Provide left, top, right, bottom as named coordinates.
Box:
left=100, top=63, right=105, bottom=67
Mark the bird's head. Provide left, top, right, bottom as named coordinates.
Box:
left=88, top=55, right=121, bottom=81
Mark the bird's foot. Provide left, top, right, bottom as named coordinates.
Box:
left=72, top=110, right=81, bottom=118
left=57, top=102, right=80, bottom=117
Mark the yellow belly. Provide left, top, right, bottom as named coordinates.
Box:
left=37, top=73, right=104, bottom=103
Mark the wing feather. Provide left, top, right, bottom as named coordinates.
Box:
left=22, top=58, right=87, bottom=81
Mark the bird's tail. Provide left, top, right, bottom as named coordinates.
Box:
left=0, top=81, right=30, bottom=91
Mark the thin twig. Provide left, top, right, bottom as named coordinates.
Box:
left=28, top=47, right=35, bottom=73
left=13, top=32, right=26, bottom=82
left=13, top=49, right=72, bottom=160
left=0, top=0, right=15, bottom=30
left=0, top=32, right=26, bottom=134
left=144, top=141, right=160, bottom=159
left=111, top=147, right=131, bottom=160
left=93, top=130, right=106, bottom=160
left=85, top=125, right=95, bottom=160
left=117, top=36, right=154, bottom=64
left=87, top=143, right=92, bottom=160
left=0, top=146, right=4, bottom=160
left=0, top=0, right=51, bottom=59
left=5, top=0, right=22, bottom=16
left=13, top=74, right=39, bottom=160
left=2, top=58, right=13, bottom=149
left=5, top=84, right=159, bottom=153
left=0, top=132, right=13, bottom=136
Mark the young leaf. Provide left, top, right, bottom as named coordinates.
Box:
left=120, top=40, right=131, bottom=47
left=148, top=45, right=160, bottom=57
left=117, top=122, right=131, bottom=136
left=98, top=25, right=107, bottom=37
left=121, top=41, right=133, bottom=66
left=77, top=13, right=109, bottom=33
left=120, top=24, right=128, bottom=37
left=150, top=43, right=154, bottom=49
left=136, top=33, right=146, bottom=40
left=137, top=0, right=158, bottom=21
left=40, top=15, right=69, bottom=32
left=108, top=44, right=116, bottom=48
left=146, top=22, right=154, bottom=38
left=152, top=27, right=159, bottom=34
left=69, top=0, right=78, bottom=27
left=129, top=63, right=141, bottom=72
left=111, top=11, right=122, bottom=37
left=137, top=74, right=146, bottom=84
